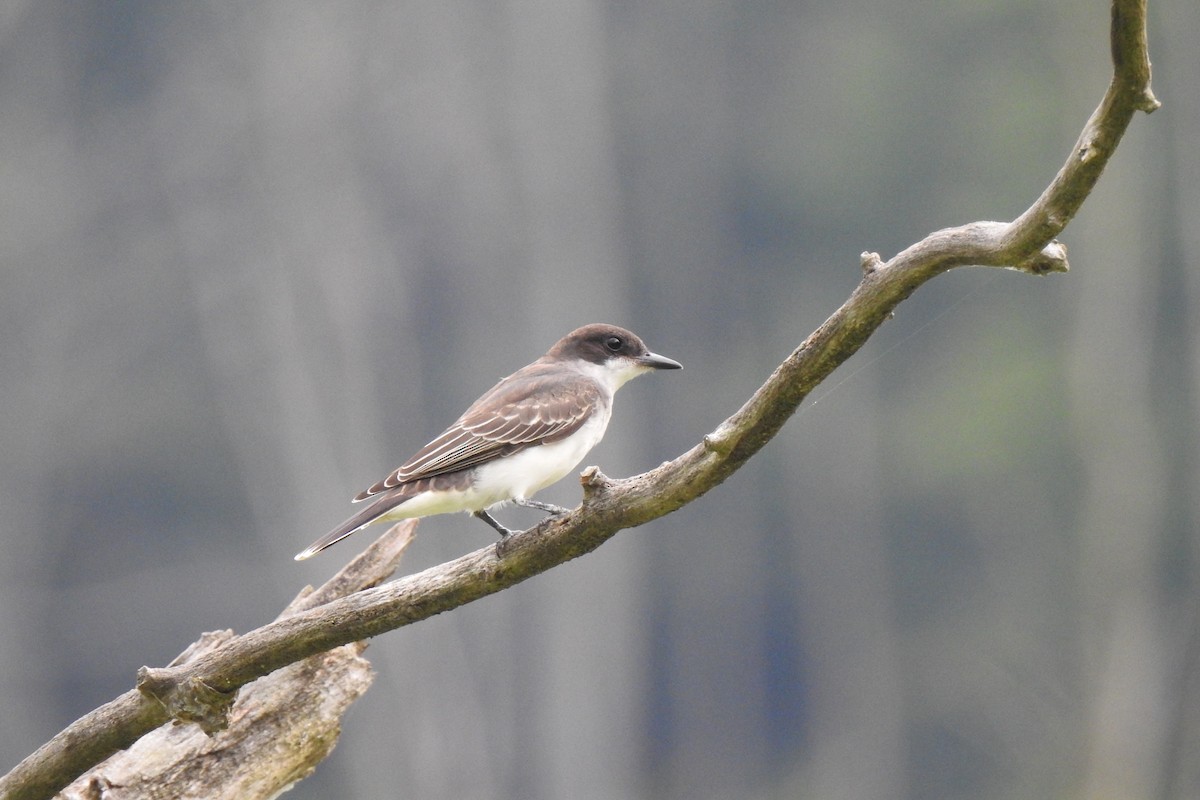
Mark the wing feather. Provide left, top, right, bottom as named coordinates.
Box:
left=354, top=363, right=602, bottom=502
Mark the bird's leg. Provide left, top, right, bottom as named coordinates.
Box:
left=474, top=509, right=520, bottom=539
left=478, top=500, right=571, bottom=552
left=512, top=497, right=572, bottom=516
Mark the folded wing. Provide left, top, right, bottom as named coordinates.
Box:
left=354, top=364, right=602, bottom=502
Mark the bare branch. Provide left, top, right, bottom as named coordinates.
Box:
left=0, top=2, right=1158, bottom=799
left=0, top=524, right=416, bottom=800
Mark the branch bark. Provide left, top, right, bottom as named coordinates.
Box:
left=0, top=2, right=1157, bottom=799
left=2, top=524, right=417, bottom=800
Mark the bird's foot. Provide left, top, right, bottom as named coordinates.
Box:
left=480, top=501, right=574, bottom=558
left=512, top=498, right=572, bottom=516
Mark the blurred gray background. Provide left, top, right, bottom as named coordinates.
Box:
left=2, top=1, right=1197, bottom=799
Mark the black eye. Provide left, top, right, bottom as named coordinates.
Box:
left=604, top=336, right=623, bottom=352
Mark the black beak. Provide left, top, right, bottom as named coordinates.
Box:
left=639, top=352, right=682, bottom=370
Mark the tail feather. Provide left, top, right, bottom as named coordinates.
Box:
left=294, top=489, right=412, bottom=560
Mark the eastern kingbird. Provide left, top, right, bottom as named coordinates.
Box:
left=295, top=323, right=681, bottom=560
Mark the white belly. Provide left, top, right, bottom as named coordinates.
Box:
left=376, top=406, right=611, bottom=521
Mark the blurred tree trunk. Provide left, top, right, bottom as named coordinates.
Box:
left=1156, top=2, right=1200, bottom=797
left=1067, top=2, right=1200, bottom=794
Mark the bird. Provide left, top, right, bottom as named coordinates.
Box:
left=295, top=323, right=681, bottom=560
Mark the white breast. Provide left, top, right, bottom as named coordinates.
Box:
left=468, top=402, right=612, bottom=506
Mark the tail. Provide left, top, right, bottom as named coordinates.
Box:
left=294, top=489, right=412, bottom=561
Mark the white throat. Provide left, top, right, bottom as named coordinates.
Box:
left=572, top=357, right=651, bottom=394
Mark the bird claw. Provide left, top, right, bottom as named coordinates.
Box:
left=512, top=498, right=572, bottom=516
left=479, top=500, right=575, bottom=558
